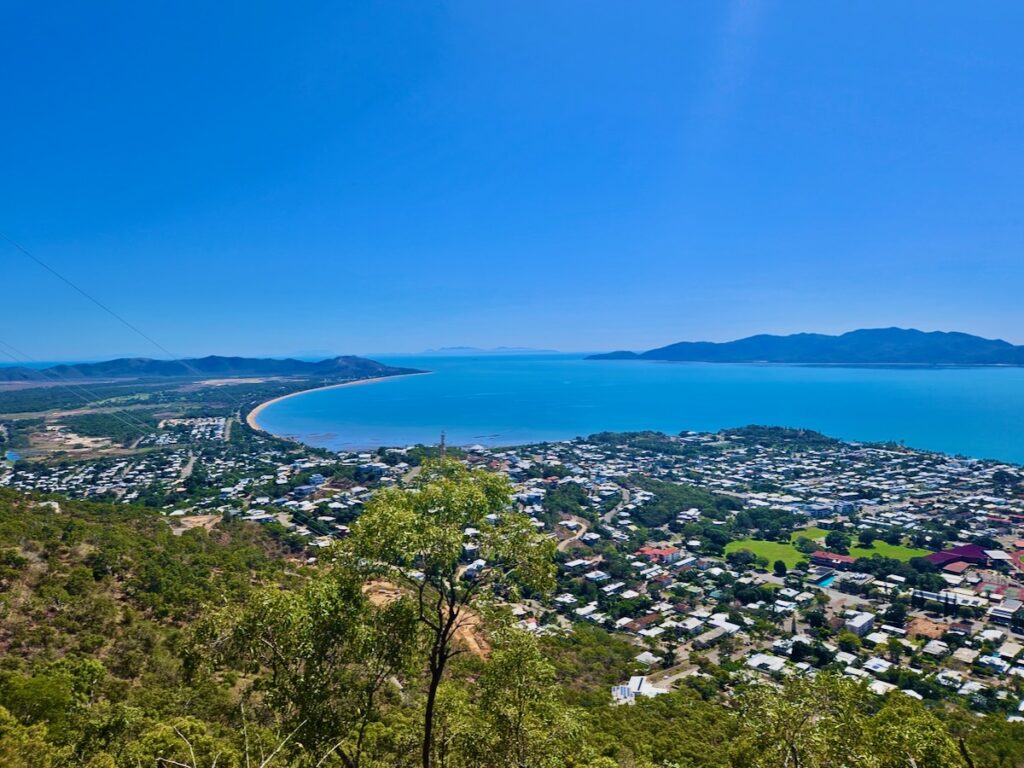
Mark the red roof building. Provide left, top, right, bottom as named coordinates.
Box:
left=626, top=613, right=664, bottom=633
left=636, top=546, right=682, bottom=564
left=810, top=550, right=857, bottom=570
left=924, top=544, right=988, bottom=568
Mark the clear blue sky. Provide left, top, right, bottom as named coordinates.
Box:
left=3, top=2, right=1023, bottom=360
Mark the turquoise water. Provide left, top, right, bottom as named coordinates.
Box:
left=254, top=355, right=1024, bottom=464
left=4, top=451, right=19, bottom=462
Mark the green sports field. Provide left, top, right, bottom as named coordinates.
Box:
left=725, top=538, right=808, bottom=569
left=725, top=527, right=930, bottom=569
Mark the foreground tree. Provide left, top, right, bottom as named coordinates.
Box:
left=733, top=673, right=967, bottom=768
left=0, top=705, right=60, bottom=768
left=347, top=459, right=556, bottom=768
left=471, top=627, right=585, bottom=768
left=188, top=562, right=417, bottom=768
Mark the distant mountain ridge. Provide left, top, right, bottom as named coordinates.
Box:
left=587, top=328, right=1024, bottom=365
left=0, top=355, right=422, bottom=382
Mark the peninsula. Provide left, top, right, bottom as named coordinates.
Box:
left=587, top=328, right=1024, bottom=366
left=0, top=354, right=421, bottom=382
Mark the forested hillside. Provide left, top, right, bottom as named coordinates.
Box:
left=0, top=355, right=421, bottom=381
left=587, top=328, right=1024, bottom=365
left=0, top=472, right=1022, bottom=767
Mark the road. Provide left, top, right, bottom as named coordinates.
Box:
left=601, top=488, right=630, bottom=525
left=179, top=452, right=196, bottom=482
left=556, top=514, right=590, bottom=552
left=651, top=628, right=784, bottom=688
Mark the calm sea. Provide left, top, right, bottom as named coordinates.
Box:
left=254, top=354, right=1024, bottom=464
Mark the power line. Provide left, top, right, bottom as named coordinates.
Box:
left=0, top=340, right=162, bottom=439
left=1, top=231, right=183, bottom=363
left=0, top=341, right=159, bottom=437
left=1, top=231, right=249, bottom=417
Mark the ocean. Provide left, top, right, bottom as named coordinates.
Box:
left=253, top=354, right=1024, bottom=464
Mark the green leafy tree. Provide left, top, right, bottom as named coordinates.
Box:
left=457, top=627, right=585, bottom=768
left=773, top=560, right=788, bottom=577
left=886, top=636, right=905, bottom=664
left=120, top=717, right=238, bottom=768
left=863, top=694, right=968, bottom=767
left=838, top=631, right=862, bottom=653
left=883, top=528, right=903, bottom=546
left=883, top=600, right=908, bottom=627
left=0, top=705, right=62, bottom=768
left=733, top=674, right=965, bottom=768
left=190, top=563, right=417, bottom=767
left=794, top=536, right=818, bottom=555
left=347, top=460, right=556, bottom=768
left=825, top=530, right=852, bottom=554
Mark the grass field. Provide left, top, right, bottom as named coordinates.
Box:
left=849, top=540, right=930, bottom=561
left=725, top=539, right=807, bottom=569
left=726, top=526, right=930, bottom=569
left=792, top=526, right=830, bottom=542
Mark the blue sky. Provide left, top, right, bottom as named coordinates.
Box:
left=3, top=1, right=1024, bottom=359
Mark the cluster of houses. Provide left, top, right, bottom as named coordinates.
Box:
left=155, top=416, right=228, bottom=442
left=459, top=433, right=1024, bottom=716
left=6, top=418, right=1024, bottom=716
left=2, top=449, right=194, bottom=500
left=174, top=452, right=410, bottom=542
left=2, top=417, right=235, bottom=499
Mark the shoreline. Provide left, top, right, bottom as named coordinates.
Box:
left=245, top=372, right=431, bottom=433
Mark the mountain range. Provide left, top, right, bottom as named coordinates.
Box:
left=586, top=328, right=1024, bottom=366
left=0, top=355, right=422, bottom=382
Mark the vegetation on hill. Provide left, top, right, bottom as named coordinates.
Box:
left=59, top=410, right=163, bottom=446
left=0, top=356, right=424, bottom=461
left=587, top=328, right=1024, bottom=366
left=629, top=476, right=742, bottom=528
left=0, top=355, right=422, bottom=382
left=1, top=471, right=1022, bottom=767
left=588, top=432, right=704, bottom=458
left=722, top=425, right=842, bottom=450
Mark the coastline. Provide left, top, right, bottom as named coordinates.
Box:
left=245, top=372, right=431, bottom=433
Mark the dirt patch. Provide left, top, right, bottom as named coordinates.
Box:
left=453, top=609, right=490, bottom=658
left=198, top=378, right=274, bottom=386
left=365, top=579, right=404, bottom=607
left=363, top=580, right=491, bottom=659
left=35, top=425, right=112, bottom=451
left=906, top=616, right=949, bottom=640
left=171, top=515, right=221, bottom=535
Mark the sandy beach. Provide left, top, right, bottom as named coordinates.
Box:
left=245, top=372, right=430, bottom=432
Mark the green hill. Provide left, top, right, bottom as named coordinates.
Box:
left=588, top=328, right=1024, bottom=366
left=0, top=486, right=1020, bottom=767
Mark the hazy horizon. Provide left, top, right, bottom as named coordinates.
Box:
left=5, top=325, right=1024, bottom=367
left=4, top=3, right=1024, bottom=359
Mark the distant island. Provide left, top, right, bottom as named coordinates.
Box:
left=0, top=354, right=422, bottom=382
left=422, top=346, right=561, bottom=355
left=587, top=328, right=1024, bottom=366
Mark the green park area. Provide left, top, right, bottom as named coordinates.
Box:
left=725, top=525, right=931, bottom=569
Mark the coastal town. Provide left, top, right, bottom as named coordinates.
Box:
left=4, top=418, right=1024, bottom=719
left=7, top=5, right=1024, bottom=761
